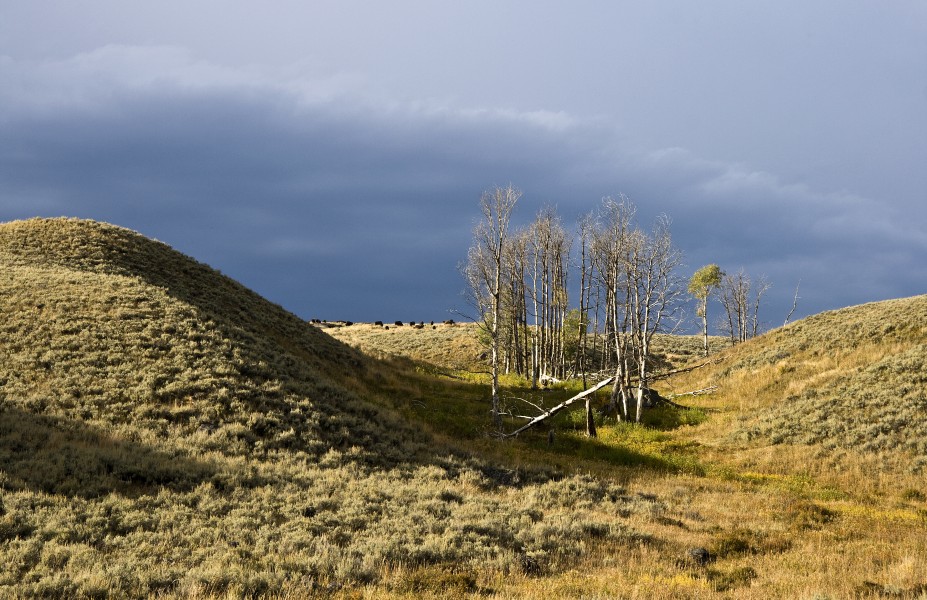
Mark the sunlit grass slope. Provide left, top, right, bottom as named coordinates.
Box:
left=330, top=292, right=927, bottom=597
left=0, top=218, right=658, bottom=598
left=326, top=321, right=486, bottom=373
left=665, top=294, right=927, bottom=482
left=0, top=218, right=400, bottom=466
left=744, top=296, right=927, bottom=459
left=328, top=320, right=716, bottom=375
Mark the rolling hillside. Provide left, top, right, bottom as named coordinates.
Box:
left=2, top=217, right=926, bottom=598
left=662, top=294, right=927, bottom=477
left=326, top=320, right=716, bottom=376
left=325, top=321, right=487, bottom=373
left=742, top=296, right=927, bottom=459
left=0, top=218, right=654, bottom=598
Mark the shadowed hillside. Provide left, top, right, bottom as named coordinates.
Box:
left=0, top=218, right=656, bottom=597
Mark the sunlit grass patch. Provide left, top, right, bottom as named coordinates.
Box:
left=828, top=502, right=926, bottom=525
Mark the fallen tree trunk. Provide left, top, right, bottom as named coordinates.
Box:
left=501, top=376, right=614, bottom=438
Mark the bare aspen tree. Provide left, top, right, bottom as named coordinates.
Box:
left=576, top=213, right=596, bottom=390
left=629, top=215, right=683, bottom=423
left=784, top=280, right=801, bottom=326
left=590, top=197, right=636, bottom=419
left=527, top=218, right=542, bottom=388
left=465, top=184, right=520, bottom=429
left=751, top=276, right=770, bottom=338
left=570, top=215, right=597, bottom=436
left=504, top=229, right=530, bottom=376
left=590, top=272, right=603, bottom=372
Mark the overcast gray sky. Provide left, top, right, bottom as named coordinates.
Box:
left=2, top=1, right=925, bottom=328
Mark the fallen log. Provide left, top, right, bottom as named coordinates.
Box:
left=501, top=376, right=614, bottom=438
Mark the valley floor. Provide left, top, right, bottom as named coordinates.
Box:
left=325, top=321, right=927, bottom=599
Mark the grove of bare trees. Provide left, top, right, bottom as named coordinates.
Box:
left=718, top=268, right=770, bottom=344
left=466, top=189, right=699, bottom=429
left=465, top=186, right=778, bottom=432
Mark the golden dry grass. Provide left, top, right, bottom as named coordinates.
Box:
left=0, top=218, right=664, bottom=597
left=326, top=321, right=487, bottom=373
left=2, top=217, right=926, bottom=598
left=663, top=294, right=927, bottom=489
left=326, top=320, right=718, bottom=377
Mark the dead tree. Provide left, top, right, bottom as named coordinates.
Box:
left=628, top=215, right=683, bottom=423
left=464, top=184, right=520, bottom=429
left=719, top=268, right=770, bottom=344
left=502, top=377, right=614, bottom=438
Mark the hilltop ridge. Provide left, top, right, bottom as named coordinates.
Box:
left=0, top=218, right=402, bottom=472
left=0, top=218, right=355, bottom=374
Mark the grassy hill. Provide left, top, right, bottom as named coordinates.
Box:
left=325, top=321, right=487, bottom=373
left=326, top=320, right=717, bottom=376
left=737, top=296, right=927, bottom=459
left=2, top=217, right=926, bottom=598
left=662, top=294, right=927, bottom=487
left=0, top=218, right=658, bottom=598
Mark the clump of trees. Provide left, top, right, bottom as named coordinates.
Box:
left=465, top=188, right=688, bottom=428
left=688, top=264, right=771, bottom=354
left=466, top=186, right=780, bottom=432
left=718, top=268, right=770, bottom=344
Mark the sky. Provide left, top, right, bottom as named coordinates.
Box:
left=2, top=1, right=925, bottom=330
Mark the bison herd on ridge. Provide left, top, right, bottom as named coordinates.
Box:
left=309, top=319, right=456, bottom=330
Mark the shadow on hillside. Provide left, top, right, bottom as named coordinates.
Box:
left=0, top=406, right=216, bottom=499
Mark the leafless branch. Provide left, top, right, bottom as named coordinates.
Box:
left=784, top=280, right=801, bottom=326
left=509, top=395, right=547, bottom=413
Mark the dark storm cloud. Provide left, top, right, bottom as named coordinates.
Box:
left=1, top=47, right=924, bottom=325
